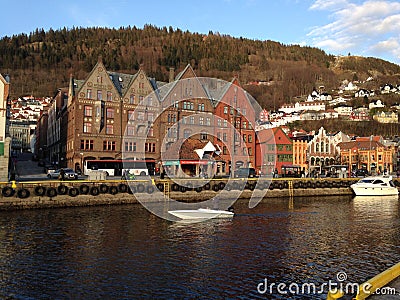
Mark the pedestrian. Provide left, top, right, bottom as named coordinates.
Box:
left=59, top=168, right=65, bottom=181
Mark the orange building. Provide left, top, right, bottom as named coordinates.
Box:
left=337, top=137, right=395, bottom=175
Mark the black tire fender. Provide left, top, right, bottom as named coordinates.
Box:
left=146, top=185, right=155, bottom=194
left=99, top=184, right=109, bottom=194
left=34, top=186, right=46, bottom=196
left=57, top=185, right=68, bottom=195
left=17, top=188, right=30, bottom=199
left=79, top=184, right=90, bottom=195
left=137, top=184, right=145, bottom=193
left=46, top=187, right=57, bottom=198
left=156, top=183, right=164, bottom=192
left=2, top=186, right=15, bottom=197
left=68, top=187, right=79, bottom=197
left=109, top=186, right=118, bottom=195
left=90, top=186, right=100, bottom=196
left=118, top=183, right=128, bottom=193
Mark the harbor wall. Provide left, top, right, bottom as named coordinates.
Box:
left=0, top=178, right=398, bottom=211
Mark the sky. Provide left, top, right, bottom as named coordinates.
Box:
left=1, top=0, right=399, bottom=65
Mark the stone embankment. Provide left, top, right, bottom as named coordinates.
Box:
left=0, top=177, right=384, bottom=211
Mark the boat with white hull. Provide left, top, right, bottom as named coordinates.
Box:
left=168, top=208, right=234, bottom=220
left=350, top=175, right=399, bottom=196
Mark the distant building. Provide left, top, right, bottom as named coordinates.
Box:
left=338, top=138, right=395, bottom=174
left=373, top=111, right=398, bottom=123
left=0, top=73, right=11, bottom=180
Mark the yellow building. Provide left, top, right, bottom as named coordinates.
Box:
left=292, top=139, right=308, bottom=173
left=338, top=139, right=395, bottom=174
left=373, top=111, right=398, bottom=123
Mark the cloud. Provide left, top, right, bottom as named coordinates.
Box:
left=307, top=0, right=400, bottom=64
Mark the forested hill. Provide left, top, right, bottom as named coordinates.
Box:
left=1, top=25, right=399, bottom=108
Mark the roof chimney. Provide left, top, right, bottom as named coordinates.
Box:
left=169, top=67, right=175, bottom=83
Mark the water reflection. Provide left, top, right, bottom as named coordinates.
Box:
left=0, top=196, right=398, bottom=299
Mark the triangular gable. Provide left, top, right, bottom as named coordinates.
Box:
left=160, top=64, right=209, bottom=105
left=121, top=69, right=156, bottom=104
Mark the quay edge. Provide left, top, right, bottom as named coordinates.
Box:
left=0, top=177, right=378, bottom=211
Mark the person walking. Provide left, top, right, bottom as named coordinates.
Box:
left=59, top=168, right=65, bottom=181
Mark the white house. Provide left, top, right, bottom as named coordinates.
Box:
left=369, top=99, right=385, bottom=109
left=279, top=101, right=325, bottom=114
left=334, top=106, right=353, bottom=116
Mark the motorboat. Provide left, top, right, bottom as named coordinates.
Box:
left=168, top=208, right=234, bottom=220
left=350, top=175, right=399, bottom=196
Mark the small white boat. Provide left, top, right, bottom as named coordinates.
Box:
left=168, top=208, right=234, bottom=220
left=350, top=175, right=399, bottom=196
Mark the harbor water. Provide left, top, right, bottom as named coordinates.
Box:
left=0, top=195, right=399, bottom=299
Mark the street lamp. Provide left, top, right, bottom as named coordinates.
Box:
left=80, top=152, right=84, bottom=173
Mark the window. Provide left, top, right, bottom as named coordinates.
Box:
left=223, top=120, right=228, bottom=127
left=137, top=112, right=144, bottom=120
left=243, top=134, right=247, bottom=142
left=127, top=126, right=135, bottom=136
left=190, top=116, right=195, bottom=124
left=148, top=127, right=154, bottom=137
left=124, top=142, right=136, bottom=152
left=107, top=91, right=112, bottom=101
left=199, top=117, right=204, bottom=125
left=147, top=113, right=154, bottom=122
left=86, top=89, right=92, bottom=99
left=80, top=139, right=94, bottom=150
left=184, top=129, right=191, bottom=139
left=248, top=147, right=253, bottom=155
left=230, top=107, right=234, bottom=115
left=223, top=133, right=227, bottom=142
left=83, top=122, right=92, bottom=133
left=145, top=143, right=156, bottom=153
left=243, top=147, right=247, bottom=155
left=217, top=132, right=221, bottom=140
left=248, top=135, right=253, bottom=143
left=198, top=103, right=205, bottom=111
left=106, top=108, right=114, bottom=119
left=103, top=141, right=116, bottom=151
left=217, top=119, right=222, bottom=127
left=129, top=94, right=135, bottom=104
left=97, top=76, right=102, bottom=83
left=206, top=117, right=211, bottom=126
left=106, top=125, right=114, bottom=135
left=223, top=146, right=227, bottom=155
left=200, top=132, right=208, bottom=140
left=84, top=106, right=92, bottom=117
left=128, top=110, right=135, bottom=122
left=243, top=121, right=247, bottom=129
left=224, top=106, right=228, bottom=114
left=139, top=95, right=144, bottom=103
left=97, top=90, right=102, bottom=100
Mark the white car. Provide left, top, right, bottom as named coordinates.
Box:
left=48, top=168, right=79, bottom=180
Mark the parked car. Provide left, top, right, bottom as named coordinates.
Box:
left=45, top=166, right=57, bottom=176
left=234, top=167, right=257, bottom=178
left=352, top=169, right=369, bottom=178
left=48, top=168, right=79, bottom=180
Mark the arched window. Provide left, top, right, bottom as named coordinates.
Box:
left=316, top=143, right=319, bottom=152
left=321, top=142, right=324, bottom=153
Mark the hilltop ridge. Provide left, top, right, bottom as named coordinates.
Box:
left=0, top=25, right=399, bottom=109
